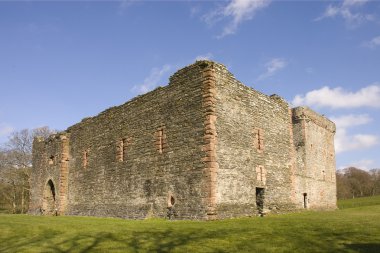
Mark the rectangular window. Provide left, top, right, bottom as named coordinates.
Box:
left=256, top=166, right=266, bottom=185
left=253, top=128, right=264, bottom=152
left=48, top=155, right=55, bottom=165
left=83, top=150, right=89, bottom=168
left=256, top=187, right=265, bottom=215
left=117, top=138, right=127, bottom=162
left=303, top=193, right=308, bottom=208
left=156, top=128, right=164, bottom=154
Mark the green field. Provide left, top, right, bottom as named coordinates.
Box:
left=1, top=196, right=380, bottom=253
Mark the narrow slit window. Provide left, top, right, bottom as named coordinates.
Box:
left=117, top=138, right=127, bottom=162
left=156, top=128, right=164, bottom=154
left=83, top=150, right=89, bottom=168
left=303, top=193, right=308, bottom=208
left=256, top=166, right=266, bottom=185
left=158, top=129, right=163, bottom=153
left=254, top=128, right=264, bottom=152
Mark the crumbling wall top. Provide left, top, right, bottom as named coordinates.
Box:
left=292, top=106, right=336, bottom=133
left=169, top=60, right=228, bottom=84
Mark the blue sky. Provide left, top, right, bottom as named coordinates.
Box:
left=0, top=0, right=379, bottom=170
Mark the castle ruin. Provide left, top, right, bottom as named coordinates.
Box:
left=29, top=61, right=337, bottom=220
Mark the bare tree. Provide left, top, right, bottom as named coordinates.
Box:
left=0, top=127, right=56, bottom=213
left=336, top=167, right=380, bottom=199
left=369, top=169, right=380, bottom=196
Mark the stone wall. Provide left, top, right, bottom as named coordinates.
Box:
left=292, top=107, right=337, bottom=209
left=30, top=133, right=68, bottom=215
left=213, top=64, right=297, bottom=218
left=31, top=62, right=216, bottom=219
left=30, top=60, right=337, bottom=220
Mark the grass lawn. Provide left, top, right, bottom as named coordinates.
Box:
left=1, top=197, right=380, bottom=253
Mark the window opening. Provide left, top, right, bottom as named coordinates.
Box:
left=303, top=193, right=308, bottom=208
left=256, top=166, right=266, bottom=185
left=48, top=155, right=55, bottom=165
left=117, top=138, right=127, bottom=162
left=256, top=187, right=265, bottom=216
left=156, top=128, right=165, bottom=154
left=83, top=150, right=89, bottom=168
left=254, top=128, right=264, bottom=151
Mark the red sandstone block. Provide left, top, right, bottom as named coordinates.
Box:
left=202, top=145, right=213, bottom=152
left=202, top=156, right=217, bottom=162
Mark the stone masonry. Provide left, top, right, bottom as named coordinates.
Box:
left=29, top=60, right=337, bottom=220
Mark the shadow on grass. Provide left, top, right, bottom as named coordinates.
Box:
left=344, top=243, right=380, bottom=253
left=0, top=227, right=226, bottom=253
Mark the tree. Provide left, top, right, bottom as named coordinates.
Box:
left=0, top=127, right=56, bottom=213
left=336, top=170, right=351, bottom=199
left=369, top=169, right=380, bottom=196
left=336, top=167, right=380, bottom=199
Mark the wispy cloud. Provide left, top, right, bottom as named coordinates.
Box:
left=292, top=84, right=380, bottom=109
left=315, top=0, right=373, bottom=28
left=132, top=64, right=172, bottom=95
left=338, top=159, right=375, bottom=170
left=335, top=129, right=378, bottom=153
left=330, top=114, right=372, bottom=129
left=0, top=123, right=13, bottom=139
left=363, top=35, right=380, bottom=49
left=118, top=0, right=140, bottom=14
left=257, top=58, right=287, bottom=80
left=305, top=67, right=314, bottom=74
left=195, top=53, right=213, bottom=61
left=330, top=114, right=378, bottom=154
left=203, top=0, right=271, bottom=38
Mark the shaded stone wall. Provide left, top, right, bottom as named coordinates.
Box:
left=213, top=64, right=297, bottom=218
left=30, top=133, right=68, bottom=215
left=292, top=107, right=337, bottom=209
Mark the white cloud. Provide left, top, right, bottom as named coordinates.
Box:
left=330, top=114, right=378, bottom=154
left=330, top=114, right=372, bottom=129
left=292, top=84, right=380, bottom=109
left=342, top=0, right=369, bottom=7
left=132, top=64, right=171, bottom=95
left=363, top=35, right=380, bottom=49
left=339, top=159, right=375, bottom=170
left=203, top=0, right=271, bottom=38
left=315, top=0, right=373, bottom=27
left=257, top=58, right=287, bottom=80
left=0, top=124, right=13, bottom=138
left=195, top=53, right=213, bottom=61
left=334, top=128, right=378, bottom=154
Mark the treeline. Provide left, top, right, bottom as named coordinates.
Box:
left=0, top=127, right=55, bottom=213
left=336, top=167, right=380, bottom=199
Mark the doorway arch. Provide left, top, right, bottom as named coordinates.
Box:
left=42, top=179, right=56, bottom=215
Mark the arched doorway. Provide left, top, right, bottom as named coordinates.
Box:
left=42, top=179, right=56, bottom=215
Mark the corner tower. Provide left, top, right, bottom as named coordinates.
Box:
left=292, top=107, right=336, bottom=209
